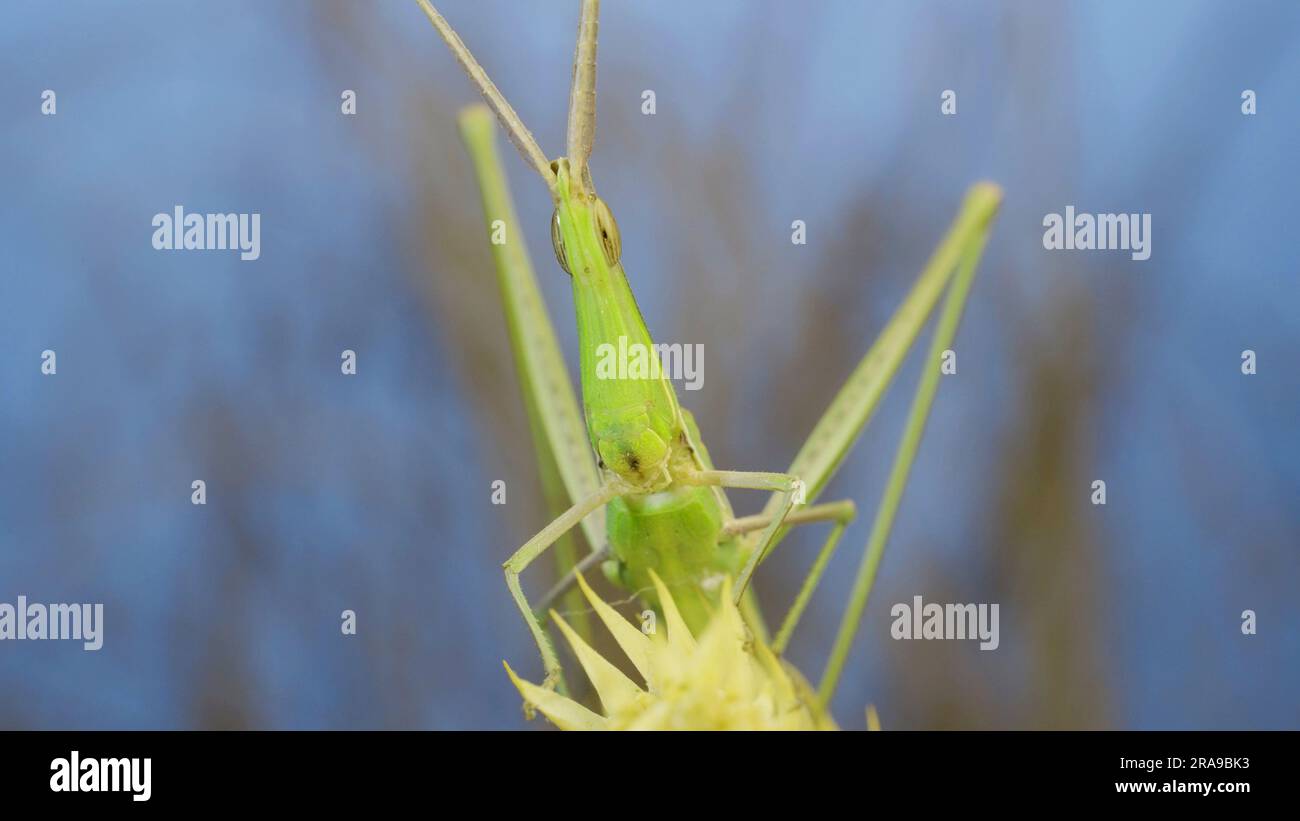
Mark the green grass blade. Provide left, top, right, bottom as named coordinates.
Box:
left=763, top=184, right=1004, bottom=517
left=458, top=106, right=605, bottom=634
left=816, top=189, right=999, bottom=707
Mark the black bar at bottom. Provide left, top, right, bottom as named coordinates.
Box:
left=1, top=730, right=1283, bottom=807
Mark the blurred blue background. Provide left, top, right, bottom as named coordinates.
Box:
left=1, top=0, right=1297, bottom=729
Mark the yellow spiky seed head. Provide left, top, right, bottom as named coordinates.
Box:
left=504, top=571, right=836, bottom=731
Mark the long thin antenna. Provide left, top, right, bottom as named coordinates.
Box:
left=414, top=0, right=557, bottom=195
left=565, top=0, right=600, bottom=192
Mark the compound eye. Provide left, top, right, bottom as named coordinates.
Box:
left=550, top=208, right=572, bottom=275
left=592, top=196, right=622, bottom=267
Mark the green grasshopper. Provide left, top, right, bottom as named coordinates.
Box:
left=416, top=0, right=1001, bottom=707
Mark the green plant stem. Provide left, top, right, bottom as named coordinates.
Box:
left=817, top=191, right=997, bottom=707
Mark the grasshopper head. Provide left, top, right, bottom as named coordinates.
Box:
left=548, top=159, right=621, bottom=279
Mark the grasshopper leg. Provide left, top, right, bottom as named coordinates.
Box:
left=535, top=546, right=609, bottom=616
left=772, top=505, right=855, bottom=654
left=538, top=500, right=857, bottom=645
left=680, top=469, right=806, bottom=602
left=722, top=500, right=859, bottom=654
left=504, top=483, right=621, bottom=696
left=721, top=500, right=856, bottom=539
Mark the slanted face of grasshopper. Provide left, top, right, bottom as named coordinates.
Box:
left=417, top=0, right=1001, bottom=707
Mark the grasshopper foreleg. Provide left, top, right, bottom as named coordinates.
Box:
left=504, top=482, right=621, bottom=696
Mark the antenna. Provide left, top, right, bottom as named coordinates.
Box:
left=565, top=0, right=600, bottom=193
left=415, top=0, right=557, bottom=195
